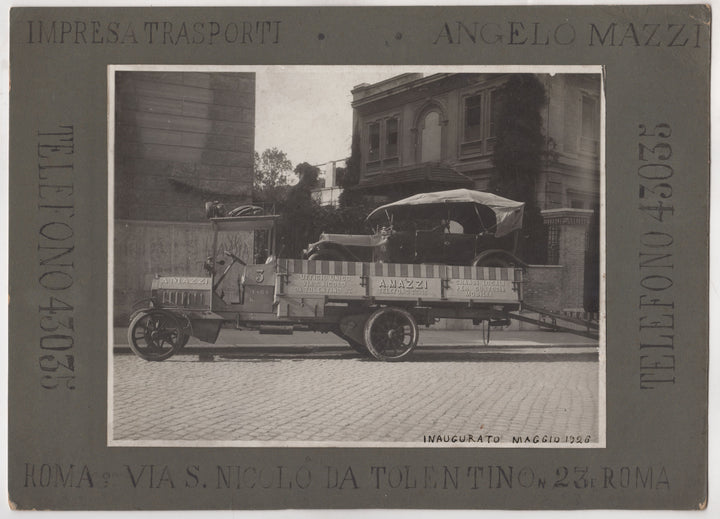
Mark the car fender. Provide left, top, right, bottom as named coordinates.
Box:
left=305, top=241, right=359, bottom=261
left=472, top=249, right=528, bottom=268
left=128, top=306, right=192, bottom=335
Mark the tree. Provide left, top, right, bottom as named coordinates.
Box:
left=250, top=148, right=293, bottom=260
left=491, top=74, right=548, bottom=264
left=276, top=162, right=322, bottom=258
left=338, top=127, right=363, bottom=208
left=253, top=148, right=293, bottom=203
left=293, top=162, right=321, bottom=190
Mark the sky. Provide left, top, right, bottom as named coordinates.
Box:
left=253, top=66, right=402, bottom=168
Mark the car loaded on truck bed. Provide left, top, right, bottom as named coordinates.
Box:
left=303, top=188, right=527, bottom=267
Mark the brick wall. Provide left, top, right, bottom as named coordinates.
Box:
left=541, top=208, right=594, bottom=311
left=558, top=223, right=586, bottom=309
left=523, top=265, right=564, bottom=310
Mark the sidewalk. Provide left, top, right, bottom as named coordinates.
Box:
left=113, top=326, right=597, bottom=349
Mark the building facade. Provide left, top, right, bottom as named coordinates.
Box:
left=311, top=159, right=346, bottom=207
left=351, top=72, right=600, bottom=210
left=351, top=73, right=601, bottom=313
left=113, top=71, right=255, bottom=321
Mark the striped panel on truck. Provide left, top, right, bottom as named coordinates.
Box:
left=279, top=260, right=519, bottom=302
left=280, top=259, right=366, bottom=297
left=370, top=262, right=442, bottom=278
left=446, top=265, right=516, bottom=281
left=282, top=259, right=361, bottom=276
left=281, top=260, right=515, bottom=281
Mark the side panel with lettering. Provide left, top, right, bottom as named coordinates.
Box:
left=369, top=277, right=442, bottom=299
left=445, top=279, right=519, bottom=302
left=285, top=274, right=366, bottom=297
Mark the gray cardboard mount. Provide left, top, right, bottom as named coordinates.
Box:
left=7, top=4, right=709, bottom=510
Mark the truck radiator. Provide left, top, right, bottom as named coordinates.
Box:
left=155, top=289, right=210, bottom=309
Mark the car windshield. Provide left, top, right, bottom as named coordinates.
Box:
left=385, top=217, right=465, bottom=234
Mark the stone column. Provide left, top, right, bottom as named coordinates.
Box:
left=540, top=208, right=594, bottom=311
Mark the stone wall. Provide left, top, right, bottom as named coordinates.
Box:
left=114, top=220, right=252, bottom=324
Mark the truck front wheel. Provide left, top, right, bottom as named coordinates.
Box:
left=127, top=310, right=184, bottom=361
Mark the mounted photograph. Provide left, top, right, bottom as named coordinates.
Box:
left=108, top=66, right=604, bottom=447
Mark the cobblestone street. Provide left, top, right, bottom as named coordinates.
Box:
left=111, top=329, right=600, bottom=446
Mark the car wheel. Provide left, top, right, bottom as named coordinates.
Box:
left=363, top=307, right=418, bottom=361
left=127, top=310, right=184, bottom=361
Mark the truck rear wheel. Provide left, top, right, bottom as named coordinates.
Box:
left=128, top=310, right=184, bottom=361
left=364, top=307, right=418, bottom=361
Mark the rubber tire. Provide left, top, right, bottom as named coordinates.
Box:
left=127, top=310, right=184, bottom=361
left=363, top=307, right=419, bottom=361
left=178, top=333, right=190, bottom=349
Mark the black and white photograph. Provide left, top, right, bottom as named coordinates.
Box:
left=108, top=66, right=604, bottom=447
left=8, top=3, right=712, bottom=512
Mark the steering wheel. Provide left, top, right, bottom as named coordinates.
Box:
left=224, top=250, right=247, bottom=266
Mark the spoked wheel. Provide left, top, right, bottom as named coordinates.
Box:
left=363, top=307, right=418, bottom=361
left=127, top=310, right=184, bottom=361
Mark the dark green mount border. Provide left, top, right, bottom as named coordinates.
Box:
left=8, top=5, right=709, bottom=510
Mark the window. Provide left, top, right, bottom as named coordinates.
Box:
left=368, top=122, right=380, bottom=162
left=547, top=225, right=560, bottom=265
left=489, top=90, right=503, bottom=139
left=385, top=117, right=398, bottom=158
left=568, top=190, right=597, bottom=210
left=461, top=88, right=503, bottom=156
left=420, top=111, right=442, bottom=162
left=580, top=95, right=599, bottom=154
left=366, top=116, right=400, bottom=167
left=464, top=94, right=483, bottom=141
